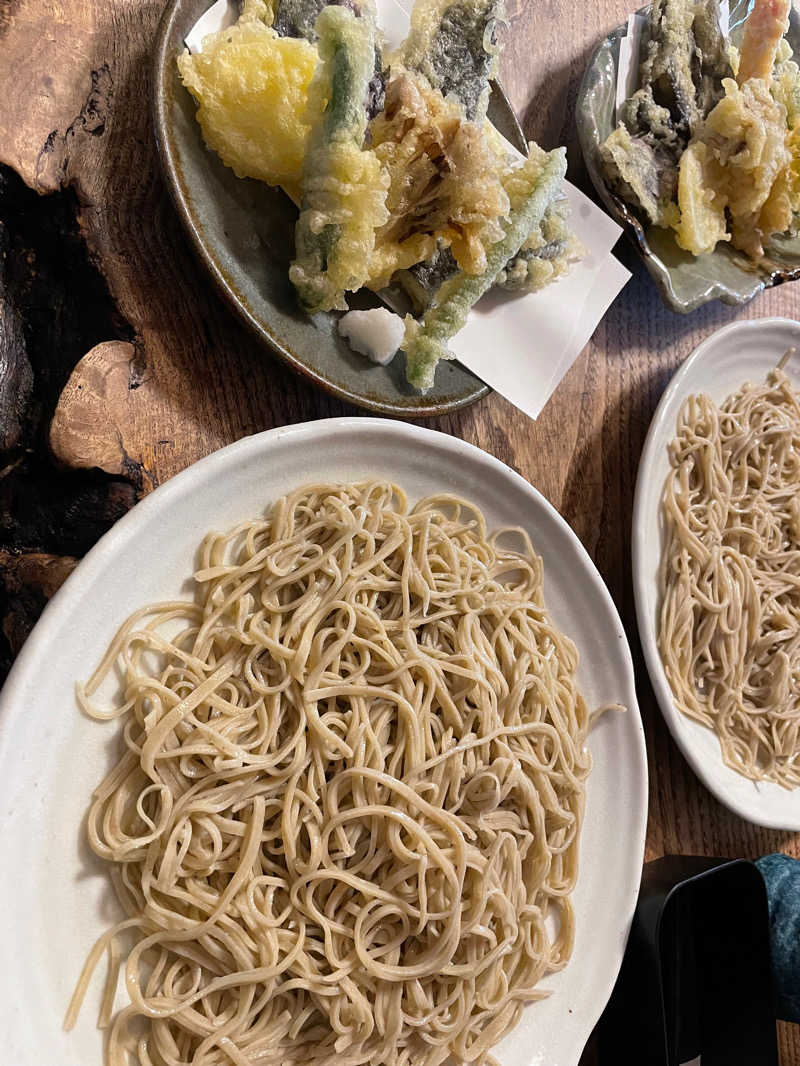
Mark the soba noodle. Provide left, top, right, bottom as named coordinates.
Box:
left=659, top=365, right=800, bottom=789
left=67, top=482, right=592, bottom=1066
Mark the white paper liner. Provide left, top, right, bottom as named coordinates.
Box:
left=184, top=0, right=631, bottom=420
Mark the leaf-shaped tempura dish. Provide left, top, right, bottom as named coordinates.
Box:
left=576, top=0, right=800, bottom=313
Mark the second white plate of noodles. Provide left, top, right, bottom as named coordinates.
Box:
left=0, top=418, right=646, bottom=1066
left=634, top=318, right=800, bottom=831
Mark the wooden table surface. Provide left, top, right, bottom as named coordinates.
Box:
left=1, top=0, right=799, bottom=1060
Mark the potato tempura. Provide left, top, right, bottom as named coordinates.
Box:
left=178, top=6, right=318, bottom=190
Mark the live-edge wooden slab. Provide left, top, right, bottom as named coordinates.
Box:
left=0, top=0, right=798, bottom=1060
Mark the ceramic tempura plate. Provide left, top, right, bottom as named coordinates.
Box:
left=153, top=0, right=523, bottom=416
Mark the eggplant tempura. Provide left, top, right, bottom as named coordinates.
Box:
left=178, top=0, right=581, bottom=390
left=600, top=0, right=800, bottom=261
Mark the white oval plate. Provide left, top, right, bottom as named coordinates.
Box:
left=633, top=317, right=800, bottom=831
left=0, top=419, right=646, bottom=1066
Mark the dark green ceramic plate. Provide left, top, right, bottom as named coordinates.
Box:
left=576, top=1, right=800, bottom=313
left=153, top=0, right=500, bottom=416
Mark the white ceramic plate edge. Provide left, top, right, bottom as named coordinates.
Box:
left=632, top=318, right=800, bottom=831
left=0, top=418, right=648, bottom=1066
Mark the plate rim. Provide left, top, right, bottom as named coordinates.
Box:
left=151, top=0, right=491, bottom=419
left=632, top=316, right=800, bottom=830
left=0, top=417, right=647, bottom=1065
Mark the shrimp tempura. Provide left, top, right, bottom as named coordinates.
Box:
left=738, top=0, right=791, bottom=84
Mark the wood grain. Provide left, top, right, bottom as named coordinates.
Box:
left=0, top=550, right=77, bottom=657
left=50, top=340, right=160, bottom=489
left=0, top=0, right=799, bottom=1059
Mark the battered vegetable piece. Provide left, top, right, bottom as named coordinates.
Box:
left=403, top=146, right=566, bottom=391
left=396, top=204, right=580, bottom=305
left=496, top=196, right=582, bottom=292
left=367, top=70, right=509, bottom=285
left=271, top=0, right=387, bottom=117
left=672, top=141, right=728, bottom=254
left=177, top=15, right=319, bottom=190
left=674, top=0, right=795, bottom=258
left=628, top=0, right=702, bottom=140
left=235, top=0, right=276, bottom=23
left=773, top=42, right=800, bottom=126
left=395, top=243, right=459, bottom=314
left=721, top=78, right=791, bottom=250
left=601, top=0, right=732, bottom=226
left=677, top=77, right=792, bottom=257
left=599, top=125, right=680, bottom=226
left=399, top=0, right=503, bottom=121
left=773, top=44, right=800, bottom=215
left=289, top=4, right=389, bottom=312
left=273, top=0, right=337, bottom=38
left=624, top=0, right=731, bottom=138
left=692, top=0, right=733, bottom=115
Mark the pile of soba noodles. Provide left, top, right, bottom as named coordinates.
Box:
left=659, top=364, right=800, bottom=789
left=67, top=481, right=592, bottom=1066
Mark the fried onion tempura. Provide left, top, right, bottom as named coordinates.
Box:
left=367, top=70, right=509, bottom=287
left=403, top=145, right=566, bottom=390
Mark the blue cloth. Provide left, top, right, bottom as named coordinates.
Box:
left=756, top=853, right=800, bottom=1024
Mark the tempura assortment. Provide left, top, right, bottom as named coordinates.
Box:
left=178, top=0, right=582, bottom=389
left=600, top=0, right=800, bottom=262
